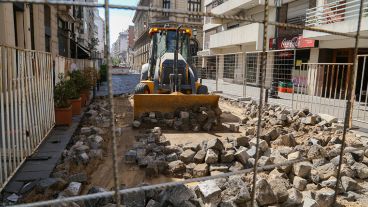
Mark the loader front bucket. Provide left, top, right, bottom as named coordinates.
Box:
left=133, top=94, right=220, bottom=119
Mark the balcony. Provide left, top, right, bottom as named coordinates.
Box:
left=304, top=0, right=368, bottom=40
left=209, top=23, right=262, bottom=49
left=211, top=0, right=272, bottom=15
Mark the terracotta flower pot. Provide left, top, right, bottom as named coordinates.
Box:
left=55, top=105, right=73, bottom=126
left=80, top=90, right=90, bottom=106
left=69, top=97, right=82, bottom=115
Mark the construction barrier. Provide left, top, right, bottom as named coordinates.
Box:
left=0, top=45, right=55, bottom=190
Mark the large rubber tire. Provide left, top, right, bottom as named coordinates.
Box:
left=134, top=83, right=150, bottom=94
left=197, top=85, right=209, bottom=94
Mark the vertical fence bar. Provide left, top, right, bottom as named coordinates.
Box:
left=243, top=53, right=247, bottom=98
left=363, top=58, right=368, bottom=121
left=0, top=46, right=4, bottom=186
left=251, top=0, right=269, bottom=205
left=332, top=65, right=339, bottom=117
left=9, top=47, right=15, bottom=171
left=334, top=0, right=365, bottom=204
left=104, top=0, right=121, bottom=205
left=357, top=57, right=366, bottom=120
left=338, top=65, right=345, bottom=119
left=19, top=51, right=26, bottom=159
left=14, top=49, right=20, bottom=166
left=216, top=55, right=218, bottom=91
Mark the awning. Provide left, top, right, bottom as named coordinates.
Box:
left=77, top=44, right=91, bottom=59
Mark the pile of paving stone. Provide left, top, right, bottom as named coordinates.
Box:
left=132, top=105, right=222, bottom=132
left=8, top=98, right=115, bottom=205
left=124, top=97, right=368, bottom=206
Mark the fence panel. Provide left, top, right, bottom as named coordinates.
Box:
left=54, top=56, right=98, bottom=84
left=352, top=55, right=368, bottom=123
left=292, top=63, right=352, bottom=120
left=0, top=45, right=54, bottom=191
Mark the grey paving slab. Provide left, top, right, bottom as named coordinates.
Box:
left=3, top=182, right=24, bottom=194
left=21, top=163, right=55, bottom=173
left=13, top=171, right=50, bottom=182
left=1, top=112, right=84, bottom=195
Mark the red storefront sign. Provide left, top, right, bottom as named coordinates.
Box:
left=269, top=36, right=317, bottom=50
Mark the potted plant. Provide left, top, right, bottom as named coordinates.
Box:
left=70, top=70, right=91, bottom=106
left=54, top=74, right=73, bottom=126
left=66, top=80, right=82, bottom=115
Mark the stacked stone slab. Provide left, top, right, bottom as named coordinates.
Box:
left=133, top=105, right=222, bottom=132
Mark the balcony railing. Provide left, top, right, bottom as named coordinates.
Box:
left=212, top=0, right=228, bottom=8
left=306, top=0, right=368, bottom=26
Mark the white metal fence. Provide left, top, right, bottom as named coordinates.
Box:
left=195, top=50, right=296, bottom=108
left=196, top=53, right=368, bottom=124
left=0, top=45, right=55, bottom=190
left=306, top=0, right=368, bottom=26
left=292, top=63, right=352, bottom=120
left=54, top=56, right=100, bottom=84
left=353, top=55, right=368, bottom=123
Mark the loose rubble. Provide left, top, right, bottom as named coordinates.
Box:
left=6, top=96, right=368, bottom=207
left=4, top=98, right=113, bottom=205
left=133, top=105, right=222, bottom=132
left=123, top=97, right=368, bottom=206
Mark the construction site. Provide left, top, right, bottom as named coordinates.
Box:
left=1, top=0, right=368, bottom=207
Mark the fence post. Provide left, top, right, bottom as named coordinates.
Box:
left=291, top=49, right=296, bottom=114
left=216, top=55, right=219, bottom=92
left=93, top=60, right=96, bottom=100
left=243, top=53, right=247, bottom=98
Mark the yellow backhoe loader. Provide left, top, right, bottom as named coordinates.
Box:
left=133, top=26, right=219, bottom=119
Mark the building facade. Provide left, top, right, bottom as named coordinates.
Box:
left=132, top=0, right=204, bottom=71
left=112, top=30, right=129, bottom=65
left=199, top=0, right=368, bottom=93
left=0, top=1, right=98, bottom=59
left=94, top=9, right=105, bottom=59
left=127, top=25, right=135, bottom=68
left=0, top=3, right=59, bottom=57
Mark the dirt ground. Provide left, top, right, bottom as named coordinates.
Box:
left=21, top=96, right=367, bottom=206
left=81, top=97, right=368, bottom=207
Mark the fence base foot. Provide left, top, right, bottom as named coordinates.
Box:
left=211, top=91, right=223, bottom=94
left=237, top=97, right=252, bottom=101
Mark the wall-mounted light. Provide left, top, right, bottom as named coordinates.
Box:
left=193, top=28, right=198, bottom=38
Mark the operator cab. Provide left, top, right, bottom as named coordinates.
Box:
left=148, top=27, right=197, bottom=92
left=149, top=27, right=192, bottom=65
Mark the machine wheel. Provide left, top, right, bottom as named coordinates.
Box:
left=134, top=83, right=150, bottom=94
left=197, top=85, right=208, bottom=94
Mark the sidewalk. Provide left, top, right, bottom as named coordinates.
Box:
left=202, top=79, right=368, bottom=130
left=0, top=96, right=91, bottom=202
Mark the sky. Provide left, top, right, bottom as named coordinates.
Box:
left=97, top=0, right=139, bottom=47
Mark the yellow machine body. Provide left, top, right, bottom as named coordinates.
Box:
left=133, top=27, right=220, bottom=119
left=133, top=93, right=220, bottom=119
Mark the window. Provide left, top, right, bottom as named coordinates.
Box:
left=44, top=5, right=51, bottom=52
left=188, top=0, right=201, bottom=22
left=163, top=0, right=170, bottom=16
left=223, top=54, right=236, bottom=79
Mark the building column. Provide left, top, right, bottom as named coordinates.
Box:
left=0, top=3, right=16, bottom=47
left=32, top=5, right=45, bottom=51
